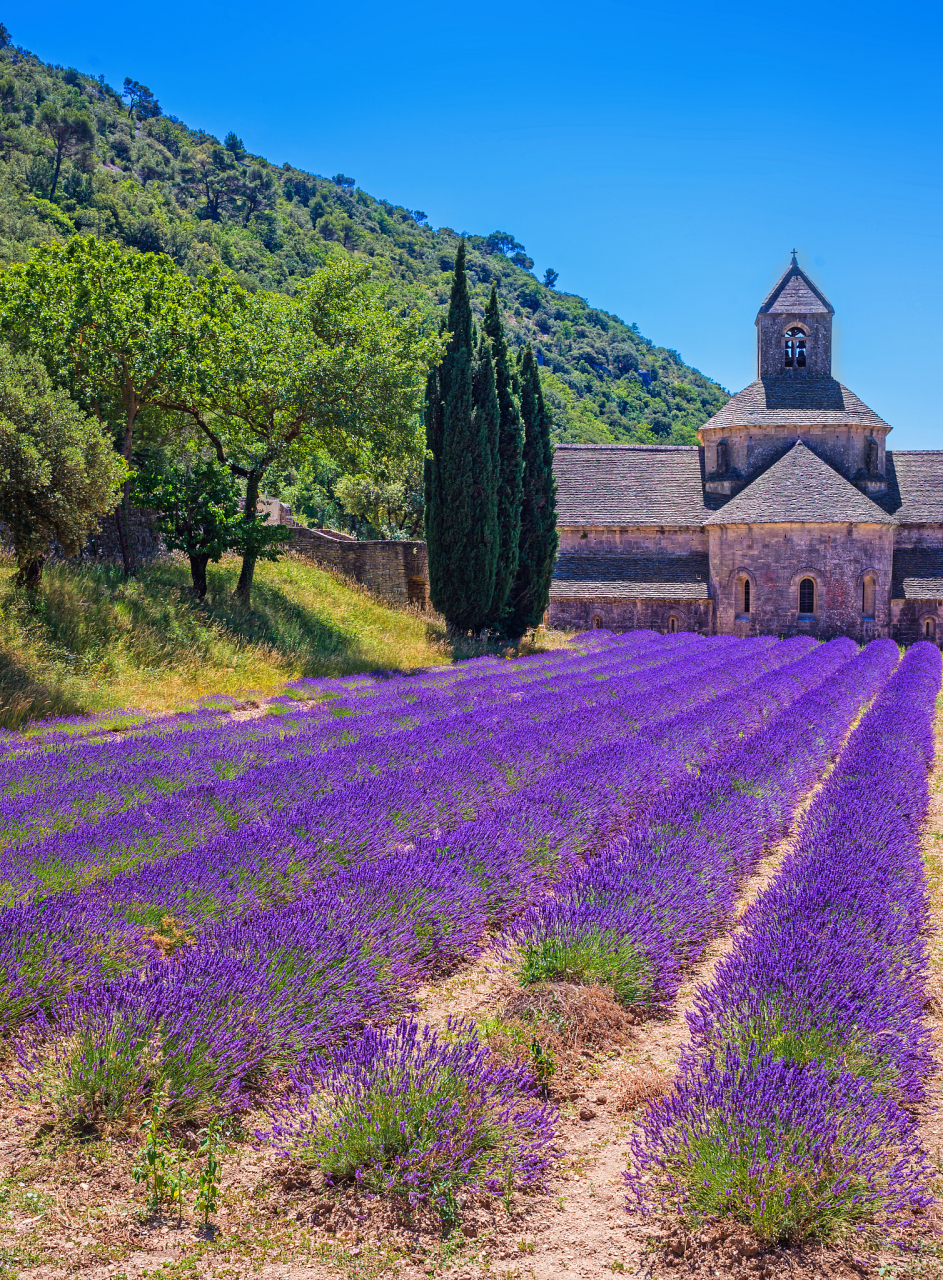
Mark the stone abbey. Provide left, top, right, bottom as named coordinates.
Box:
left=548, top=257, right=943, bottom=643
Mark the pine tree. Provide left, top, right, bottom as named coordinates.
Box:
left=424, top=242, right=499, bottom=632
left=482, top=282, right=523, bottom=627
left=505, top=347, right=558, bottom=638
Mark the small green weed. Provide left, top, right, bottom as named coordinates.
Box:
left=518, top=930, right=651, bottom=1007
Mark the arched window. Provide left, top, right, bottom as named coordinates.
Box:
left=784, top=327, right=807, bottom=369
left=591, top=615, right=603, bottom=630
left=925, top=618, right=935, bottom=640
left=667, top=616, right=678, bottom=633
left=798, top=578, right=815, bottom=614
left=861, top=575, right=876, bottom=620
left=743, top=579, right=751, bottom=614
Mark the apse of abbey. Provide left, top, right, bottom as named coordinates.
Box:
left=548, top=257, right=943, bottom=643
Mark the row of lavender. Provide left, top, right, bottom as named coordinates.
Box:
left=504, top=639, right=900, bottom=1017
left=2, top=630, right=715, bottom=866
left=5, top=634, right=849, bottom=1126
left=1, top=634, right=805, bottom=918
left=629, top=641, right=941, bottom=1244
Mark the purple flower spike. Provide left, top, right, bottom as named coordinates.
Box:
left=260, top=1018, right=558, bottom=1208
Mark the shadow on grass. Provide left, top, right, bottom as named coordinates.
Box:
left=0, top=645, right=87, bottom=729
left=0, top=554, right=450, bottom=727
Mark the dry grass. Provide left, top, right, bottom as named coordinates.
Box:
left=612, top=1062, right=670, bottom=1114
left=0, top=553, right=571, bottom=729
left=478, top=981, right=638, bottom=1099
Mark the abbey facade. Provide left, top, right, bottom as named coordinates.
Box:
left=548, top=258, right=943, bottom=643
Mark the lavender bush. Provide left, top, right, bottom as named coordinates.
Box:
left=626, top=1049, right=932, bottom=1243
left=505, top=639, right=894, bottom=1014
left=628, top=643, right=942, bottom=1242
left=263, top=1019, right=557, bottom=1211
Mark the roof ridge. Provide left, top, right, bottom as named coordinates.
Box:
left=758, top=260, right=834, bottom=316
left=704, top=440, right=894, bottom=526
left=555, top=443, right=698, bottom=452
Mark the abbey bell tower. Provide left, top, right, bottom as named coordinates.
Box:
left=755, top=252, right=834, bottom=378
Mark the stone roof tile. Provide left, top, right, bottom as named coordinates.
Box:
left=879, top=452, right=943, bottom=524
left=550, top=554, right=710, bottom=599
left=699, top=376, right=889, bottom=433
left=891, top=549, right=943, bottom=600
left=758, top=262, right=834, bottom=316
left=552, top=444, right=710, bottom=528
left=703, top=441, right=895, bottom=526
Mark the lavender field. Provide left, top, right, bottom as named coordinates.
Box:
left=0, top=630, right=939, bottom=1253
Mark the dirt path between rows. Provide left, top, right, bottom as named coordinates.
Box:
left=393, top=709, right=872, bottom=1280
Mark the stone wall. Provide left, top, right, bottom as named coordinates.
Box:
left=698, top=423, right=888, bottom=491
left=757, top=311, right=832, bottom=377
left=289, top=525, right=430, bottom=609
left=557, top=526, right=707, bottom=556
left=707, top=520, right=895, bottom=641
left=891, top=599, right=943, bottom=646
left=548, top=595, right=712, bottom=634
left=82, top=505, right=162, bottom=561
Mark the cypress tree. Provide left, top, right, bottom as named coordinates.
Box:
left=424, top=241, right=499, bottom=632
left=482, top=283, right=523, bottom=627
left=505, top=346, right=558, bottom=638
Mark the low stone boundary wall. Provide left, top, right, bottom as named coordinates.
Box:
left=289, top=525, right=430, bottom=609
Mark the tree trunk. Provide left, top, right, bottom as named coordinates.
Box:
left=234, top=470, right=261, bottom=606
left=16, top=557, right=44, bottom=589
left=114, top=499, right=133, bottom=576
left=50, top=145, right=64, bottom=198
left=189, top=554, right=210, bottom=599
left=120, top=399, right=138, bottom=576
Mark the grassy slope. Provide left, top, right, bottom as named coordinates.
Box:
left=0, top=555, right=489, bottom=729
left=0, top=36, right=728, bottom=447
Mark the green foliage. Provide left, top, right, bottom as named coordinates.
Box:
left=518, top=929, right=652, bottom=1007
left=334, top=449, right=425, bottom=539
left=425, top=243, right=499, bottom=633
left=0, top=345, right=127, bottom=587
left=131, top=455, right=288, bottom=597
left=483, top=283, right=523, bottom=625
left=132, top=1109, right=177, bottom=1214
left=0, top=32, right=727, bottom=445
left=37, top=100, right=95, bottom=198
left=530, top=1037, right=556, bottom=1092
left=0, top=235, right=220, bottom=462
left=505, top=348, right=558, bottom=638
left=194, top=1121, right=226, bottom=1226
left=188, top=254, right=441, bottom=602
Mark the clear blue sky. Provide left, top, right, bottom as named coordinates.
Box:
left=12, top=1, right=942, bottom=446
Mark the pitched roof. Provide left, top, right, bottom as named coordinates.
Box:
left=879, top=452, right=943, bottom=524
left=699, top=376, right=890, bottom=433
left=891, top=549, right=943, bottom=600
left=703, top=441, right=895, bottom=526
left=550, top=554, right=710, bottom=599
left=552, top=444, right=710, bottom=527
left=758, top=260, right=834, bottom=316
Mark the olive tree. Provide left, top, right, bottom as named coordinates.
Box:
left=0, top=346, right=128, bottom=587
left=131, top=454, right=289, bottom=598
left=0, top=237, right=223, bottom=574
left=175, top=256, right=442, bottom=604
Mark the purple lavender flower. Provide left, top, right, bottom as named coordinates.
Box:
left=625, top=1049, right=932, bottom=1243
left=261, top=1018, right=558, bottom=1210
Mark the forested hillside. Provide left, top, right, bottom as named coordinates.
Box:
left=0, top=25, right=728, bottom=460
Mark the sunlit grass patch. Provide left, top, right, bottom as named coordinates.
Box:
left=518, top=928, right=652, bottom=1008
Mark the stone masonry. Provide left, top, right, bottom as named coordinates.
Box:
left=549, top=255, right=943, bottom=644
